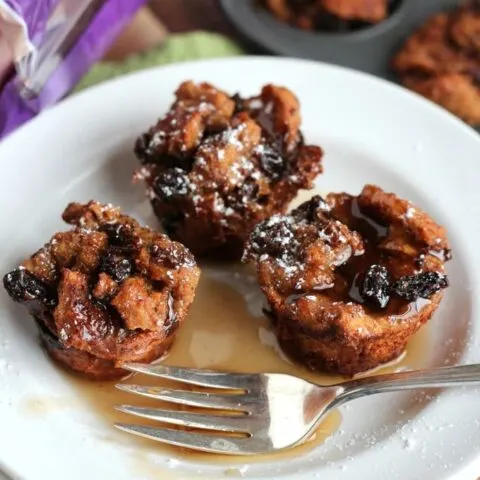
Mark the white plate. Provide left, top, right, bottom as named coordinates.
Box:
left=1, top=57, right=480, bottom=480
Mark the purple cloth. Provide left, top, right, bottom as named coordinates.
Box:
left=6, top=0, right=57, bottom=44
left=0, top=0, right=146, bottom=138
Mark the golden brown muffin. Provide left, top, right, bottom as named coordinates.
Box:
left=263, top=0, right=388, bottom=31
left=3, top=201, right=200, bottom=380
left=404, top=74, right=480, bottom=125
left=134, top=81, right=323, bottom=259
left=244, top=186, right=451, bottom=376
left=393, top=13, right=475, bottom=76
left=449, top=1, right=480, bottom=54
left=393, top=3, right=480, bottom=125
left=321, top=0, right=387, bottom=23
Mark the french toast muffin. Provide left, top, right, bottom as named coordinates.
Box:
left=244, top=185, right=451, bottom=376
left=134, top=81, right=323, bottom=259
left=262, top=0, right=388, bottom=31
left=393, top=2, right=480, bottom=125
left=3, top=201, right=200, bottom=380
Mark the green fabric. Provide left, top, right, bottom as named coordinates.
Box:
left=75, top=31, right=244, bottom=92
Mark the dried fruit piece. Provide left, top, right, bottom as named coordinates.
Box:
left=360, top=264, right=391, bottom=308
left=101, top=223, right=134, bottom=247
left=153, top=168, right=191, bottom=201
left=3, top=268, right=56, bottom=306
left=392, top=271, right=449, bottom=301
left=231, top=93, right=245, bottom=114
left=99, top=248, right=133, bottom=283
left=292, top=195, right=331, bottom=223
left=134, top=133, right=152, bottom=164
left=257, top=145, right=286, bottom=181
left=247, top=216, right=296, bottom=258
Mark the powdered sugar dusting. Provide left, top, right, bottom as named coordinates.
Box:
left=405, top=206, right=416, bottom=219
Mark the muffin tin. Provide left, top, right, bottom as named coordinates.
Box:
left=219, top=0, right=463, bottom=81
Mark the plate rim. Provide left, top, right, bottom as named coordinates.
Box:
left=3, top=55, right=479, bottom=148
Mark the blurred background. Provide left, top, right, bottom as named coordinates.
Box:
left=0, top=0, right=476, bottom=135
left=104, top=1, right=241, bottom=61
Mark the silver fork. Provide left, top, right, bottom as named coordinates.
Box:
left=114, top=363, right=480, bottom=455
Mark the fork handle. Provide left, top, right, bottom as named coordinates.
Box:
left=333, top=364, right=480, bottom=405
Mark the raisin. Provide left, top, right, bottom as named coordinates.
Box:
left=3, top=268, right=56, bottom=307
left=99, top=249, right=133, bottom=283
left=231, top=93, right=245, bottom=114
left=292, top=195, right=331, bottom=223
left=203, top=122, right=229, bottom=138
left=153, top=168, right=191, bottom=201
left=258, top=145, right=286, bottom=181
left=101, top=223, right=134, bottom=247
left=262, top=306, right=276, bottom=321
left=443, top=249, right=453, bottom=261
left=150, top=243, right=193, bottom=269
left=249, top=217, right=296, bottom=257
left=134, top=132, right=192, bottom=170
left=258, top=195, right=269, bottom=205
left=134, top=133, right=152, bottom=164
left=360, top=264, right=391, bottom=309
left=392, top=271, right=449, bottom=301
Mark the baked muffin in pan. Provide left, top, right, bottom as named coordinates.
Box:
left=393, top=2, right=480, bottom=125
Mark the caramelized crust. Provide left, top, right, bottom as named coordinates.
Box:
left=3, top=201, right=200, bottom=380
left=393, top=14, right=475, bottom=76
left=449, top=2, right=480, bottom=54
left=257, top=84, right=301, bottom=152
left=244, top=186, right=451, bottom=375
left=263, top=0, right=388, bottom=30
left=134, top=81, right=323, bottom=259
left=321, top=0, right=387, bottom=22
left=357, top=185, right=449, bottom=251
left=393, top=3, right=480, bottom=125
left=404, top=74, right=480, bottom=126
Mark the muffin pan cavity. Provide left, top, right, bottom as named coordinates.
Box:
left=220, top=0, right=465, bottom=80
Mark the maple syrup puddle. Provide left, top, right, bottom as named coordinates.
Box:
left=65, top=263, right=431, bottom=465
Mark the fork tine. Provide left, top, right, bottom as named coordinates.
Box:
left=122, top=363, right=253, bottom=389
left=114, top=424, right=266, bottom=455
left=115, top=405, right=250, bottom=433
left=116, top=384, right=251, bottom=412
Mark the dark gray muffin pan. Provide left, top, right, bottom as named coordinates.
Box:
left=219, top=0, right=463, bottom=81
